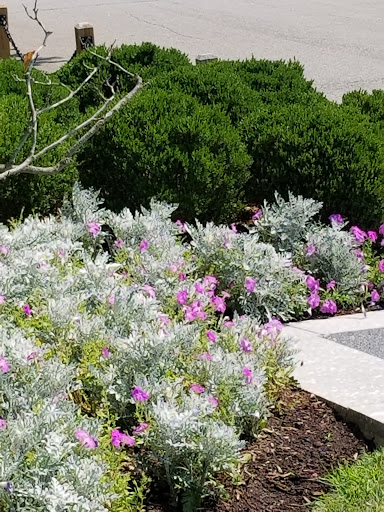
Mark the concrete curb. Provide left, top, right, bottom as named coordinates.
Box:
left=285, top=314, right=384, bottom=447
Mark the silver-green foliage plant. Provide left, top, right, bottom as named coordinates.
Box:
left=0, top=184, right=295, bottom=511
left=0, top=327, right=112, bottom=512
left=251, top=192, right=366, bottom=299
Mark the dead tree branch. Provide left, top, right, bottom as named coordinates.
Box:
left=0, top=0, right=143, bottom=181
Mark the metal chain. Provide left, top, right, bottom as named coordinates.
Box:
left=0, top=14, right=24, bottom=61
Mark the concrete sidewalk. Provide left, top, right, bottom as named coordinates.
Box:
left=286, top=311, right=384, bottom=447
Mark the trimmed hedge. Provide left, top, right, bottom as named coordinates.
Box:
left=342, top=89, right=384, bottom=129
left=55, top=42, right=192, bottom=111
left=241, top=102, right=384, bottom=227
left=2, top=44, right=384, bottom=227
left=79, top=88, right=252, bottom=223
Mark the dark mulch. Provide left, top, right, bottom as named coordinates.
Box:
left=147, top=388, right=369, bottom=512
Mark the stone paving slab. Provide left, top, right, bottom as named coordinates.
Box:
left=285, top=313, right=384, bottom=447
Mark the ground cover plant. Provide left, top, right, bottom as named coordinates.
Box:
left=1, top=185, right=384, bottom=511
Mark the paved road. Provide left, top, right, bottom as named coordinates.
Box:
left=4, top=0, right=384, bottom=100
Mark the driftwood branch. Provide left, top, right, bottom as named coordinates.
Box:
left=0, top=1, right=143, bottom=181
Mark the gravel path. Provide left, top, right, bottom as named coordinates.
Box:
left=4, top=0, right=384, bottom=100
left=328, top=328, right=384, bottom=360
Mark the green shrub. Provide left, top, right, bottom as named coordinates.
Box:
left=215, top=58, right=326, bottom=105
left=151, top=64, right=261, bottom=123
left=79, top=88, right=251, bottom=223
left=242, top=102, right=384, bottom=228
left=342, top=89, right=384, bottom=130
left=0, top=93, right=79, bottom=222
left=55, top=42, right=192, bottom=110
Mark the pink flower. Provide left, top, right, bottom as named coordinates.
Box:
left=327, top=280, right=336, bottom=290
left=371, top=289, right=380, bottom=303
left=108, top=295, right=115, bottom=305
left=307, top=292, right=320, bottom=309
left=203, top=275, right=218, bottom=290
left=185, top=301, right=207, bottom=322
left=0, top=296, right=5, bottom=305
left=206, top=330, right=217, bottom=343
left=265, top=318, right=283, bottom=336
left=102, top=347, right=110, bottom=358
left=243, top=367, right=253, bottom=384
left=22, top=304, right=32, bottom=317
left=305, top=244, right=317, bottom=257
left=329, top=214, right=343, bottom=225
left=0, top=245, right=8, bottom=255
left=0, top=418, right=6, bottom=429
left=143, top=284, right=156, bottom=298
left=0, top=357, right=10, bottom=373
left=87, top=221, right=101, bottom=237
left=111, top=429, right=135, bottom=449
left=169, top=264, right=179, bottom=273
left=197, top=352, right=212, bottom=361
left=240, top=337, right=253, bottom=352
left=177, top=289, right=189, bottom=306
left=178, top=273, right=186, bottom=282
left=355, top=249, right=364, bottom=261
left=368, top=231, right=378, bottom=243
left=133, top=422, right=149, bottom=435
left=27, top=352, right=40, bottom=363
left=350, top=226, right=367, bottom=244
left=379, top=224, right=384, bottom=235
left=159, top=314, right=170, bottom=325
left=190, top=384, right=205, bottom=394
left=252, top=210, right=263, bottom=221
left=194, top=283, right=204, bottom=294
left=221, top=291, right=231, bottom=299
left=140, top=239, right=149, bottom=252
left=306, top=275, right=320, bottom=292
left=208, top=396, right=219, bottom=407
left=230, top=223, right=238, bottom=233
left=132, top=386, right=150, bottom=402
left=379, top=260, right=384, bottom=273
left=114, top=238, right=124, bottom=248
left=320, top=299, right=337, bottom=315
left=245, top=277, right=257, bottom=293
left=223, top=320, right=235, bottom=328
left=75, top=429, right=98, bottom=449
left=176, top=220, right=186, bottom=232
left=211, top=296, right=226, bottom=313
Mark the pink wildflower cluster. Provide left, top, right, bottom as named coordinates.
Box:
left=132, top=385, right=150, bottom=402
left=111, top=429, right=135, bottom=449
left=75, top=429, right=98, bottom=449
left=87, top=221, right=101, bottom=237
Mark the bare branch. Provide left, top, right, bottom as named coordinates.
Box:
left=0, top=77, right=143, bottom=180
left=0, top=0, right=144, bottom=181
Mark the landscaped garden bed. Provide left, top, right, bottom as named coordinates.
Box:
left=148, top=387, right=369, bottom=511
left=2, top=32, right=384, bottom=511
left=1, top=184, right=383, bottom=511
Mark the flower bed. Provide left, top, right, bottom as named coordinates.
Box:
left=0, top=185, right=383, bottom=511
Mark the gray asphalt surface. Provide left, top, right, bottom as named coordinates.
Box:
left=328, top=328, right=384, bottom=360
left=4, top=0, right=384, bottom=100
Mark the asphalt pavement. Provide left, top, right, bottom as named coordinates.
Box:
left=328, top=328, right=384, bottom=360
left=3, top=0, right=384, bottom=101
